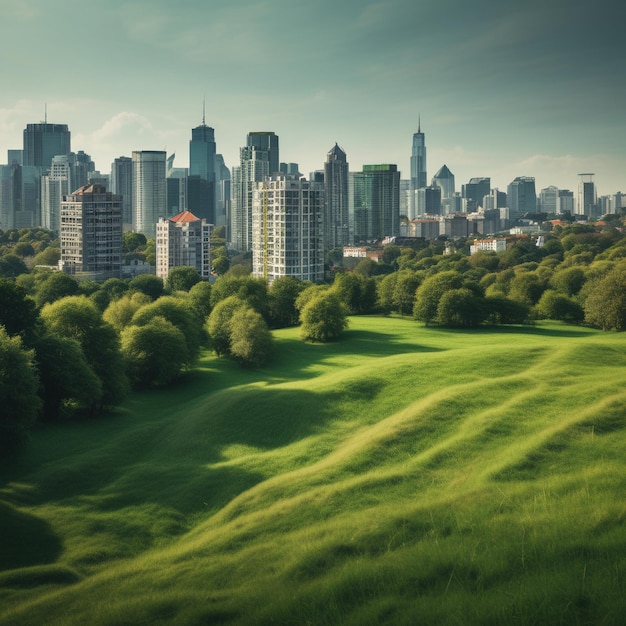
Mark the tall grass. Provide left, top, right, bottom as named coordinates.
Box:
left=1, top=318, right=625, bottom=624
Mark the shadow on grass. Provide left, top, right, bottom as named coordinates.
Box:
left=428, top=323, right=597, bottom=339
left=0, top=501, right=62, bottom=570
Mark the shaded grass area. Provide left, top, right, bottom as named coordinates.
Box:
left=1, top=318, right=625, bottom=624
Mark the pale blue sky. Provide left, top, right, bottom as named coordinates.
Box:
left=1, top=0, right=624, bottom=195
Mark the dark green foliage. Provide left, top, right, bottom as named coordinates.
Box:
left=34, top=334, right=102, bottom=420
left=0, top=279, right=38, bottom=343
left=436, top=288, right=485, bottom=328
left=187, top=281, right=213, bottom=322
left=0, top=327, right=41, bottom=456
left=40, top=296, right=128, bottom=409
left=166, top=266, right=201, bottom=292
left=536, top=290, right=584, bottom=323
left=550, top=266, right=586, bottom=296
left=121, top=317, right=189, bottom=387
left=483, top=296, right=530, bottom=325
left=507, top=271, right=546, bottom=306
left=229, top=307, right=273, bottom=367
left=209, top=275, right=268, bottom=319
left=0, top=254, right=27, bottom=278
left=268, top=276, right=306, bottom=328
left=123, top=231, right=147, bottom=253
left=413, top=270, right=463, bottom=324
left=32, top=246, right=60, bottom=266
left=34, top=272, right=79, bottom=308
left=331, top=272, right=377, bottom=315
left=129, top=274, right=164, bottom=300
left=583, top=262, right=626, bottom=330
left=131, top=296, right=204, bottom=363
left=300, top=292, right=348, bottom=342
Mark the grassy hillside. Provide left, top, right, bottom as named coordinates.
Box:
left=1, top=317, right=625, bottom=625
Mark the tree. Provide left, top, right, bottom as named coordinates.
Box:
left=0, top=326, right=41, bottom=456
left=583, top=262, right=626, bottom=330
left=331, top=272, right=376, bottom=315
left=482, top=296, right=530, bottom=325
left=536, top=290, right=584, bottom=323
left=34, top=272, right=79, bottom=308
left=131, top=295, right=204, bottom=362
left=377, top=272, right=398, bottom=313
left=121, top=316, right=189, bottom=387
left=550, top=266, right=586, bottom=296
left=40, top=296, right=128, bottom=409
left=507, top=271, right=546, bottom=307
left=187, top=281, right=213, bottom=322
left=13, top=241, right=35, bottom=258
left=34, top=334, right=102, bottom=420
left=103, top=291, right=151, bottom=332
left=0, top=279, right=38, bottom=344
left=166, top=266, right=201, bottom=292
left=268, top=276, right=306, bottom=328
left=206, top=296, right=245, bottom=356
left=413, top=270, right=463, bottom=324
left=300, top=292, right=348, bottom=342
left=392, top=270, right=422, bottom=316
left=32, top=246, right=60, bottom=266
left=436, top=288, right=485, bottom=328
left=123, top=231, right=147, bottom=253
left=129, top=274, right=164, bottom=300
left=0, top=254, right=27, bottom=278
left=229, top=306, right=273, bottom=367
left=101, top=277, right=129, bottom=300
left=209, top=275, right=268, bottom=318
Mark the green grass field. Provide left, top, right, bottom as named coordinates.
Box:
left=1, top=317, right=625, bottom=625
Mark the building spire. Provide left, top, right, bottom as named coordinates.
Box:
left=202, top=95, right=206, bottom=126
left=418, top=113, right=421, bottom=133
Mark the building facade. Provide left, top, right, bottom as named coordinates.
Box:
left=351, top=164, right=400, bottom=243
left=251, top=174, right=324, bottom=285
left=462, top=177, right=491, bottom=213
left=59, top=184, right=123, bottom=280
left=507, top=176, right=537, bottom=217
left=577, top=174, right=597, bottom=217
left=155, top=210, right=212, bottom=281
left=132, top=150, right=167, bottom=238
left=111, top=156, right=133, bottom=228
left=23, top=122, right=71, bottom=170
left=323, top=143, right=349, bottom=250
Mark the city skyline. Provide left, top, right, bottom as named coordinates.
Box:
left=0, top=0, right=624, bottom=196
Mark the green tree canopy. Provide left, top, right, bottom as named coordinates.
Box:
left=229, top=306, right=273, bottom=368
left=413, top=270, right=464, bottom=324
left=0, top=254, right=28, bottom=278
left=187, top=281, right=213, bottom=322
left=536, top=290, right=584, bottom=323
left=32, top=246, right=60, bottom=267
left=268, top=276, right=306, bottom=328
left=0, top=327, right=41, bottom=456
left=40, top=296, right=128, bottom=408
left=103, top=291, right=151, bottom=332
left=121, top=316, right=189, bottom=387
left=128, top=274, right=164, bottom=300
left=436, top=288, right=485, bottom=328
left=209, top=275, right=268, bottom=318
left=583, top=262, right=626, bottom=330
left=300, top=292, right=348, bottom=343
left=34, top=272, right=79, bottom=308
left=331, top=272, right=376, bottom=315
left=123, top=231, right=147, bottom=253
left=206, top=295, right=246, bottom=356
left=166, top=266, right=202, bottom=292
left=0, top=279, right=38, bottom=344
left=131, top=295, right=204, bottom=362
left=34, top=334, right=102, bottom=420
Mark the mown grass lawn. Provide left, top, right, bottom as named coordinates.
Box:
left=1, top=317, right=625, bottom=624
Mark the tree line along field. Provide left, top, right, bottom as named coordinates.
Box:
left=1, top=317, right=625, bottom=625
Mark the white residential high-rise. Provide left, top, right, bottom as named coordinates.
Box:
left=251, top=174, right=324, bottom=284
left=155, top=210, right=212, bottom=281
left=132, top=150, right=167, bottom=239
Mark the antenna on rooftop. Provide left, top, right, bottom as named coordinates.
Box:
left=202, top=95, right=206, bottom=126
left=44, top=102, right=47, bottom=124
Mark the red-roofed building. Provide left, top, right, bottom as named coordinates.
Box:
left=156, top=210, right=212, bottom=281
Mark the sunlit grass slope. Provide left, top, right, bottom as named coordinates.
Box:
left=1, top=318, right=625, bottom=624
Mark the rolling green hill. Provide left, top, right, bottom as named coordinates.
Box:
left=1, top=317, right=625, bottom=625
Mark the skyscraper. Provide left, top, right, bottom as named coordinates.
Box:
left=251, top=174, right=324, bottom=284
left=188, top=114, right=217, bottom=223
left=577, top=174, right=597, bottom=217
left=351, top=164, right=400, bottom=243
left=462, top=177, right=491, bottom=213
left=59, top=183, right=123, bottom=280
left=132, top=150, right=167, bottom=239
left=410, top=118, right=427, bottom=190
left=230, top=132, right=278, bottom=251
left=507, top=176, right=537, bottom=216
left=111, top=156, right=133, bottom=228
left=23, top=122, right=71, bottom=170
left=324, top=143, right=349, bottom=250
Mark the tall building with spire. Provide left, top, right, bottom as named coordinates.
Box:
left=324, top=143, right=349, bottom=250
left=23, top=122, right=71, bottom=170
left=188, top=103, right=217, bottom=223
left=409, top=117, right=427, bottom=217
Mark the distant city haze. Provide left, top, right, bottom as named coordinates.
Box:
left=0, top=0, right=624, bottom=194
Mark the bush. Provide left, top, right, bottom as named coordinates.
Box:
left=300, top=292, right=348, bottom=342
